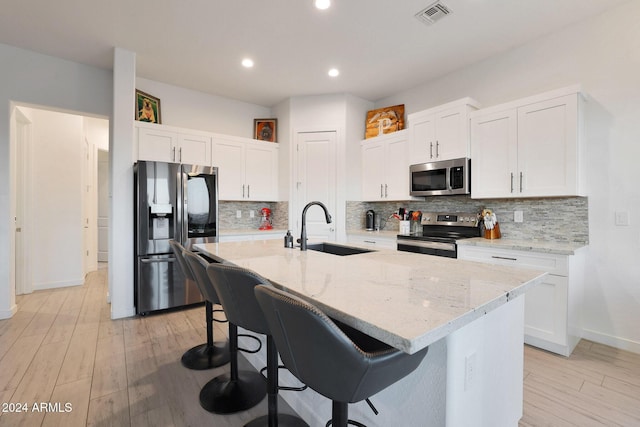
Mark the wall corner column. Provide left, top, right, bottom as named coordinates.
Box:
left=109, top=47, right=136, bottom=319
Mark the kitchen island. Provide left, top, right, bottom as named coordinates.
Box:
left=195, top=240, right=546, bottom=426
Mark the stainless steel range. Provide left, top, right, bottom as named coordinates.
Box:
left=396, top=212, right=481, bottom=258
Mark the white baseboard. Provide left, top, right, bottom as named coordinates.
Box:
left=0, top=304, right=18, bottom=319
left=111, top=306, right=136, bottom=319
left=33, top=278, right=84, bottom=291
left=582, top=328, right=640, bottom=355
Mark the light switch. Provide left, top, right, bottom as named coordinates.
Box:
left=236, top=210, right=242, bottom=219
left=615, top=211, right=630, bottom=226
left=250, top=210, right=255, bottom=218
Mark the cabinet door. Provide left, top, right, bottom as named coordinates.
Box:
left=361, top=141, right=386, bottom=200
left=178, top=134, right=211, bottom=167
left=517, top=94, right=578, bottom=197
left=212, top=138, right=245, bottom=200
left=524, top=274, right=568, bottom=348
left=409, top=114, right=436, bottom=164
left=138, top=128, right=176, bottom=162
left=435, top=106, right=468, bottom=160
left=384, top=137, right=409, bottom=200
left=470, top=109, right=518, bottom=199
left=245, top=144, right=278, bottom=201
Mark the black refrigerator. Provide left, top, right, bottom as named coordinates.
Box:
left=134, top=161, right=218, bottom=315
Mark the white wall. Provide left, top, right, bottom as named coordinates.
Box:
left=376, top=0, right=640, bottom=352
left=136, top=77, right=271, bottom=137
left=23, top=108, right=85, bottom=289
left=0, top=43, right=112, bottom=318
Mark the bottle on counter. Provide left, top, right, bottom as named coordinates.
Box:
left=284, top=230, right=294, bottom=248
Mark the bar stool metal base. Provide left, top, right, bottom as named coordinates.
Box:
left=199, top=370, right=266, bottom=414
left=245, top=413, right=309, bottom=427
left=181, top=341, right=230, bottom=370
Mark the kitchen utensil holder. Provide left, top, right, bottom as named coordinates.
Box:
left=484, top=222, right=501, bottom=239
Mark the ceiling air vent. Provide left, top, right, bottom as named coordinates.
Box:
left=415, top=1, right=451, bottom=25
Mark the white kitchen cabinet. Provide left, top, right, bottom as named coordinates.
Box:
left=347, top=233, right=397, bottom=250
left=408, top=98, right=480, bottom=163
left=361, top=130, right=409, bottom=201
left=213, top=136, right=278, bottom=201
left=137, top=123, right=212, bottom=166
left=458, top=244, right=586, bottom=356
left=471, top=86, right=585, bottom=199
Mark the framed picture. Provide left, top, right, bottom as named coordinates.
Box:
left=135, top=89, right=161, bottom=124
left=254, top=118, right=277, bottom=142
left=365, top=104, right=404, bottom=139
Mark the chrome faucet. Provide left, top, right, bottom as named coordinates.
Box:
left=298, top=201, right=332, bottom=251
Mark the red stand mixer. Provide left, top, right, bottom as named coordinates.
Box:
left=259, top=207, right=273, bottom=230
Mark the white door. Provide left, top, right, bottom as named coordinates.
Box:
left=82, top=137, right=97, bottom=274
left=13, top=109, right=32, bottom=295
left=97, top=149, right=109, bottom=263
left=295, top=131, right=337, bottom=242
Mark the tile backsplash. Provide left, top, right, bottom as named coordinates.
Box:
left=219, top=201, right=288, bottom=230
left=346, top=196, right=589, bottom=244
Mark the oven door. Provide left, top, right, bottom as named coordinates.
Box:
left=396, top=237, right=457, bottom=258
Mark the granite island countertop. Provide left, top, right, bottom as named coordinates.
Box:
left=194, top=239, right=546, bottom=354
left=457, top=237, right=588, bottom=255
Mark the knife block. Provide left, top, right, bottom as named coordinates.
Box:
left=484, top=222, right=501, bottom=239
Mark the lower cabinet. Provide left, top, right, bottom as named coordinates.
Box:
left=347, top=233, right=397, bottom=250
left=458, top=244, right=586, bottom=356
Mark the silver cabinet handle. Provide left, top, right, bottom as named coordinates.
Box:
left=385, top=184, right=388, bottom=198
left=247, top=185, right=250, bottom=199
left=172, top=147, right=176, bottom=162
left=510, top=173, right=514, bottom=193
left=380, top=184, right=384, bottom=198
left=436, top=141, right=439, bottom=158
left=520, top=172, right=523, bottom=193
left=492, top=256, right=517, bottom=261
left=429, top=142, right=433, bottom=159
left=178, top=147, right=182, bottom=163
left=242, top=184, right=245, bottom=198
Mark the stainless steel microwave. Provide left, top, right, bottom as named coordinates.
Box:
left=410, top=157, right=470, bottom=196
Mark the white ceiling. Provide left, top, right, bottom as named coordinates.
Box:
left=0, top=0, right=629, bottom=106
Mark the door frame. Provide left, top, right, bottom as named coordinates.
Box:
left=12, top=106, right=33, bottom=295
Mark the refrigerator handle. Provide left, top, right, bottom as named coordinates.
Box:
left=179, top=168, right=189, bottom=246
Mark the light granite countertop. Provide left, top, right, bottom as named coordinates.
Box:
left=219, top=228, right=287, bottom=236
left=194, top=239, right=546, bottom=354
left=457, top=237, right=587, bottom=255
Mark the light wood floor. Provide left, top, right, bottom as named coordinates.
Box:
left=1, top=268, right=639, bottom=427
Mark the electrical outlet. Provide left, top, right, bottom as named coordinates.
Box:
left=236, top=210, right=242, bottom=219
left=615, top=211, right=630, bottom=226
left=514, top=211, right=524, bottom=223
left=250, top=210, right=255, bottom=218
left=464, top=352, right=476, bottom=391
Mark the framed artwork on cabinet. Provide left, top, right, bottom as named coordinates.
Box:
left=135, top=89, right=162, bottom=124
left=254, top=118, right=277, bottom=142
left=365, top=104, right=404, bottom=139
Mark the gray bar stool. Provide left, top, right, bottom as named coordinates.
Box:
left=255, top=284, right=430, bottom=427
left=169, top=240, right=230, bottom=370
left=206, top=262, right=308, bottom=427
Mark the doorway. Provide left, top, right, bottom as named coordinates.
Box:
left=294, top=131, right=337, bottom=241
left=10, top=105, right=109, bottom=294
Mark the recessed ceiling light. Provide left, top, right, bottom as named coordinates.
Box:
left=328, top=68, right=339, bottom=77
left=314, top=0, right=331, bottom=10
left=241, top=58, right=254, bottom=68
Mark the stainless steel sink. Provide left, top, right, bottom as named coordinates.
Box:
left=306, top=242, right=374, bottom=256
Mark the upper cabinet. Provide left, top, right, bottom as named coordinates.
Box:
left=136, top=122, right=279, bottom=201
left=212, top=136, right=279, bottom=201
left=408, top=98, right=480, bottom=164
left=137, top=122, right=212, bottom=166
left=361, top=130, right=409, bottom=201
left=471, top=86, right=586, bottom=199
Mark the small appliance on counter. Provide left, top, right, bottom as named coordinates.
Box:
left=365, top=210, right=376, bottom=231
left=259, top=207, right=273, bottom=230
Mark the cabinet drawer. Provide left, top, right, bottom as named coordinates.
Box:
left=458, top=246, right=568, bottom=276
